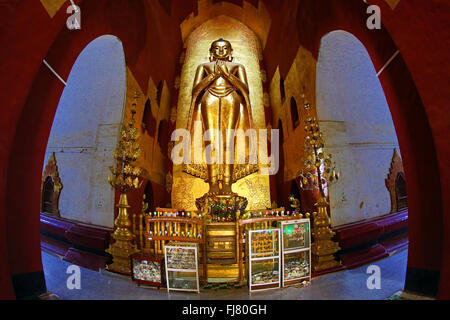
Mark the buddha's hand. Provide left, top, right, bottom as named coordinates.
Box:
left=216, top=60, right=230, bottom=76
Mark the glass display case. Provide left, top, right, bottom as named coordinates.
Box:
left=280, top=219, right=311, bottom=286
left=248, top=228, right=281, bottom=292
left=131, top=253, right=165, bottom=287
left=164, top=242, right=199, bottom=293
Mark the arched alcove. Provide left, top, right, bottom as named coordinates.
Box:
left=290, top=97, right=299, bottom=129
left=278, top=119, right=284, bottom=143
left=156, top=80, right=163, bottom=107
left=172, top=14, right=270, bottom=211
left=280, top=77, right=286, bottom=105
left=144, top=181, right=154, bottom=212
left=41, top=177, right=54, bottom=214
left=43, top=35, right=126, bottom=228
left=275, top=118, right=287, bottom=207
left=142, top=98, right=156, bottom=136
left=316, top=30, right=400, bottom=227
left=157, top=119, right=169, bottom=157
left=289, top=180, right=302, bottom=212
left=396, top=173, right=408, bottom=211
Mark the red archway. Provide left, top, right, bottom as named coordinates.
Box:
left=263, top=0, right=448, bottom=298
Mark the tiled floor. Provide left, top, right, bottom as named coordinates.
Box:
left=42, top=248, right=408, bottom=300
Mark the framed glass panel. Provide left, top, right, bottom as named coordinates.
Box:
left=250, top=258, right=280, bottom=285
left=167, top=271, right=198, bottom=291
left=165, top=242, right=199, bottom=293
left=282, top=221, right=309, bottom=251
left=132, top=259, right=162, bottom=283
left=250, top=229, right=280, bottom=259
left=248, top=228, right=281, bottom=291
left=283, top=250, right=310, bottom=282
left=165, top=247, right=196, bottom=270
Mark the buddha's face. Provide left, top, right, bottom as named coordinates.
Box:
left=210, top=40, right=231, bottom=60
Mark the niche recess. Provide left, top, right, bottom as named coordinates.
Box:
left=41, top=153, right=63, bottom=217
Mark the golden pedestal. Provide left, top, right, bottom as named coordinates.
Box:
left=195, top=192, right=248, bottom=212
left=106, top=193, right=139, bottom=275
left=206, top=264, right=240, bottom=282
left=197, top=193, right=246, bottom=283
left=311, top=195, right=341, bottom=272
left=205, top=222, right=240, bottom=282
left=206, top=222, right=236, bottom=262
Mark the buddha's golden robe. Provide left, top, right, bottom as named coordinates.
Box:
left=183, top=60, right=258, bottom=187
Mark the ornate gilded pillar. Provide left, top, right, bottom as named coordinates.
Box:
left=311, top=195, right=341, bottom=272
left=298, top=102, right=341, bottom=272
left=106, top=193, right=138, bottom=274
left=106, top=93, right=142, bottom=275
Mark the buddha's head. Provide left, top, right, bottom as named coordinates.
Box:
left=209, top=38, right=233, bottom=62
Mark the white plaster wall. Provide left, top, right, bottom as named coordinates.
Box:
left=44, top=35, right=126, bottom=228
left=316, top=30, right=399, bottom=227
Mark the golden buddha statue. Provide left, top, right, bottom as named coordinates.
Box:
left=184, top=38, right=257, bottom=198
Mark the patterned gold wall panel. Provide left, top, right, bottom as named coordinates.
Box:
left=172, top=15, right=271, bottom=211
left=269, top=46, right=318, bottom=182
left=125, top=68, right=167, bottom=186
left=180, top=0, right=272, bottom=48
left=40, top=0, right=67, bottom=18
